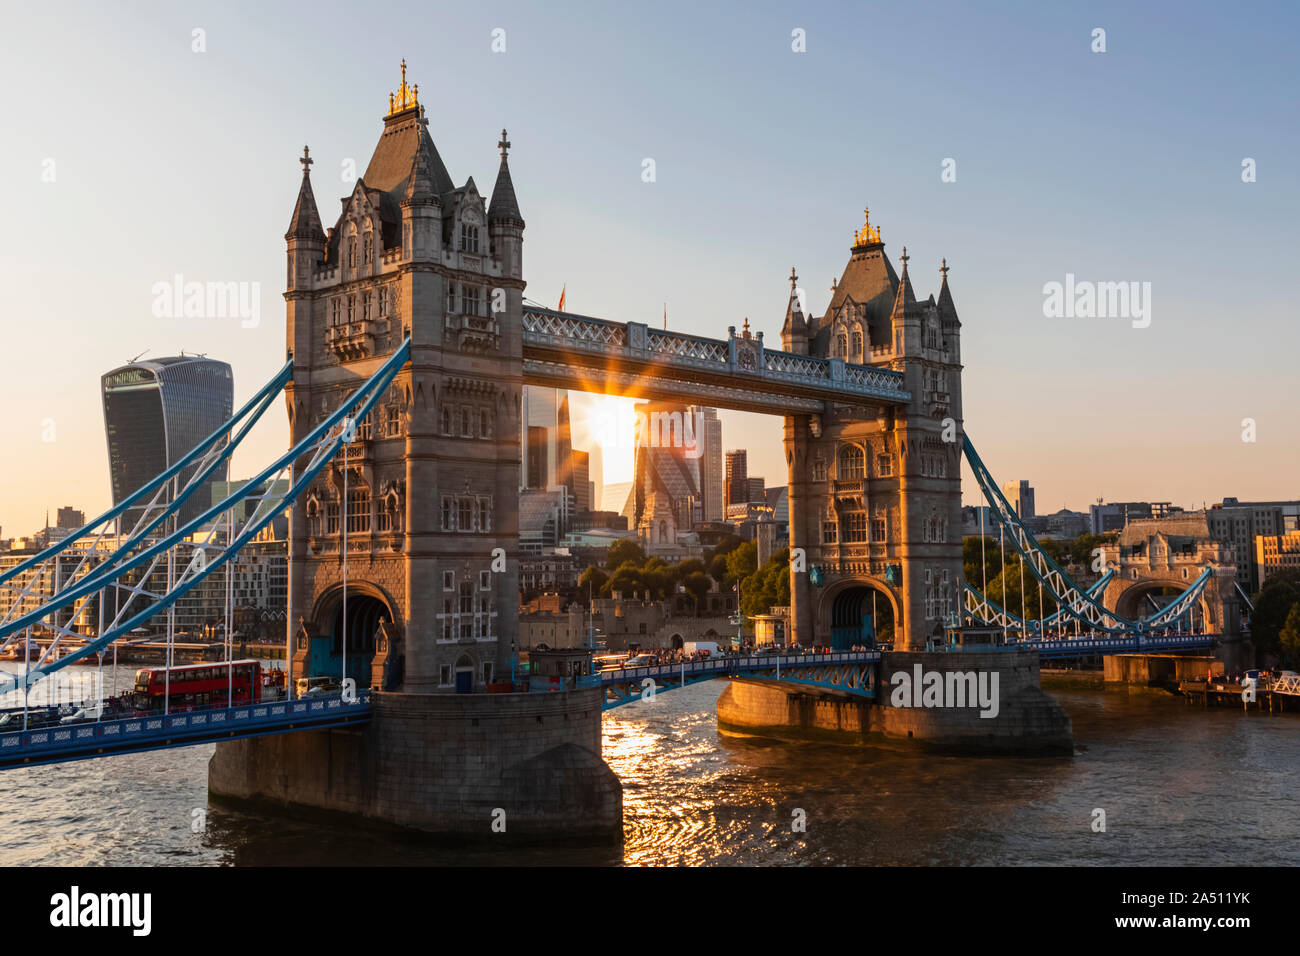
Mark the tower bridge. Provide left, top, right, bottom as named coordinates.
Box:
left=0, top=63, right=1229, bottom=836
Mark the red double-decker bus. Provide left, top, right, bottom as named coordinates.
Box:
left=133, top=660, right=262, bottom=713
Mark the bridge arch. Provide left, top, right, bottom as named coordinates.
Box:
left=816, top=577, right=899, bottom=649
left=1111, top=579, right=1211, bottom=631
left=309, top=583, right=397, bottom=683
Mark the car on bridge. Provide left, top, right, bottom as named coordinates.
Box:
left=296, top=676, right=342, bottom=697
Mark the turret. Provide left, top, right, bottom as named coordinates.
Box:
left=400, top=112, right=443, bottom=264
left=285, top=146, right=325, bottom=293
left=780, top=266, right=808, bottom=354
left=936, top=258, right=962, bottom=365
left=890, top=246, right=921, bottom=355
left=488, top=129, right=525, bottom=281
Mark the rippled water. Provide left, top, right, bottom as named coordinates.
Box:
left=1, top=668, right=1297, bottom=866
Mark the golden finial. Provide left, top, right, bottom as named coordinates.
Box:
left=853, top=206, right=882, bottom=246
left=387, top=59, right=419, bottom=115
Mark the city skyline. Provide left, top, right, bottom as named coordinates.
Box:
left=3, top=1, right=1298, bottom=536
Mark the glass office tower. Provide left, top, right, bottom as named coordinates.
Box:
left=101, top=356, right=234, bottom=529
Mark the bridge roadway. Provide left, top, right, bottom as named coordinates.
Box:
left=520, top=307, right=911, bottom=415
left=0, top=691, right=371, bottom=771
left=596, top=650, right=881, bottom=709
left=975, top=633, right=1218, bottom=658
left=0, top=635, right=1219, bottom=766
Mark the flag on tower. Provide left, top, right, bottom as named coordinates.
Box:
left=557, top=284, right=566, bottom=311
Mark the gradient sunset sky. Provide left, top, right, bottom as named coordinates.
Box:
left=1, top=0, right=1296, bottom=535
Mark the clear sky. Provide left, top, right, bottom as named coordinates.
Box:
left=1, top=0, right=1297, bottom=535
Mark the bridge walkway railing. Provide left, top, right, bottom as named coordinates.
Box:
left=0, top=690, right=371, bottom=770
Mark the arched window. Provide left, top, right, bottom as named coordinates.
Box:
left=348, top=236, right=357, bottom=269
left=836, top=334, right=847, bottom=358
left=363, top=231, right=373, bottom=266
left=460, top=223, right=480, bottom=253
left=851, top=331, right=863, bottom=359
left=838, top=444, right=865, bottom=479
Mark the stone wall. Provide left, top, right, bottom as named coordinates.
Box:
left=1103, top=653, right=1218, bottom=687
left=208, top=688, right=621, bottom=841
left=718, top=649, right=1073, bottom=754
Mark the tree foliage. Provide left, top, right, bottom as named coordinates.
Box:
left=605, top=539, right=646, bottom=571
left=1279, top=603, right=1300, bottom=667
left=739, top=548, right=791, bottom=619
left=1252, top=568, right=1300, bottom=660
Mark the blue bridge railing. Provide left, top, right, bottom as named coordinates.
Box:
left=0, top=691, right=372, bottom=770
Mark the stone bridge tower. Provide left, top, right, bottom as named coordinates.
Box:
left=283, top=64, right=525, bottom=693
left=783, top=211, right=964, bottom=651
left=1099, top=514, right=1240, bottom=636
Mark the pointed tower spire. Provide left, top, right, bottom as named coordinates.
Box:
left=937, top=257, right=960, bottom=326
left=890, top=246, right=917, bottom=319
left=285, top=145, right=325, bottom=241
left=781, top=265, right=807, bottom=339
left=403, top=113, right=439, bottom=202
left=488, top=128, right=524, bottom=225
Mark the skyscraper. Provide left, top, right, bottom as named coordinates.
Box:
left=571, top=449, right=591, bottom=511
left=622, top=400, right=702, bottom=544
left=101, top=355, right=234, bottom=527
left=587, top=441, right=604, bottom=514
left=695, top=407, right=723, bottom=521
left=520, top=385, right=561, bottom=489
left=726, top=449, right=748, bottom=506
left=1001, top=480, right=1035, bottom=520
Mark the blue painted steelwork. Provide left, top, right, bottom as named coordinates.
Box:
left=0, top=691, right=371, bottom=771
left=598, top=651, right=879, bottom=710
left=0, top=360, right=292, bottom=642
left=962, top=434, right=1211, bottom=635
left=963, top=570, right=1116, bottom=633
left=0, top=360, right=292, bottom=594
left=1016, top=632, right=1216, bottom=658
left=0, top=341, right=412, bottom=696
left=1234, top=581, right=1255, bottom=615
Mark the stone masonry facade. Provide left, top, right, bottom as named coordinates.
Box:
left=283, top=76, right=527, bottom=693
left=782, top=213, right=965, bottom=651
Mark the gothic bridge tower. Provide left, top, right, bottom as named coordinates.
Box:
left=782, top=210, right=964, bottom=651
left=283, top=63, right=525, bottom=692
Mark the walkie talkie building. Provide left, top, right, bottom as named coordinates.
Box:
left=101, top=356, right=234, bottom=528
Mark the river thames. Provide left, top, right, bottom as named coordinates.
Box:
left=1, top=667, right=1296, bottom=866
